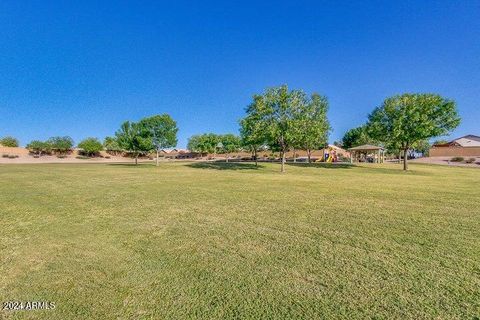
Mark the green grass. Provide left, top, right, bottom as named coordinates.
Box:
left=1, top=162, right=479, bottom=319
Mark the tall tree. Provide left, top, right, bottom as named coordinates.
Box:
left=291, top=93, right=331, bottom=163
left=115, top=121, right=151, bottom=165
left=367, top=93, right=460, bottom=170
left=241, top=85, right=303, bottom=173
left=139, top=114, right=178, bottom=166
left=240, top=97, right=267, bottom=166
left=218, top=134, right=241, bottom=162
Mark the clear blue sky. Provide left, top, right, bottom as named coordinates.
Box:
left=1, top=1, right=479, bottom=147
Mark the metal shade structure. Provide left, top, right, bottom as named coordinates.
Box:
left=349, top=144, right=385, bottom=163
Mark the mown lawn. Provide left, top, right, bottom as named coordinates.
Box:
left=1, top=162, right=479, bottom=319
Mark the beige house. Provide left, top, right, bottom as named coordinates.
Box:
left=429, top=135, right=480, bottom=157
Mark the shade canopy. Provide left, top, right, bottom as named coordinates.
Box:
left=348, top=144, right=384, bottom=151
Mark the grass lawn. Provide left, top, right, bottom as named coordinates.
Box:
left=1, top=162, right=479, bottom=319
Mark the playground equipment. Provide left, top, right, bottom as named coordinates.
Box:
left=325, top=148, right=338, bottom=162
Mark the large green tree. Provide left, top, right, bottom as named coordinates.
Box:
left=240, top=97, right=267, bottom=166
left=139, top=114, right=178, bottom=166
left=241, top=85, right=305, bottom=173
left=115, top=121, right=151, bottom=165
left=218, top=134, right=241, bottom=162
left=367, top=93, right=460, bottom=170
left=291, top=93, right=331, bottom=163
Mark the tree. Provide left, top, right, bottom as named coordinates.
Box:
left=290, top=93, right=331, bottom=163
left=218, top=134, right=241, bottom=162
left=432, top=139, right=448, bottom=145
left=241, top=85, right=304, bottom=173
left=47, top=136, right=74, bottom=155
left=115, top=121, right=151, bottom=165
left=0, top=136, right=19, bottom=147
left=138, top=114, right=178, bottom=166
left=187, top=133, right=219, bottom=156
left=78, top=138, right=103, bottom=157
left=240, top=110, right=265, bottom=166
left=103, top=136, right=121, bottom=154
left=367, top=93, right=460, bottom=170
left=411, top=139, right=431, bottom=157
left=341, top=126, right=373, bottom=149
left=26, top=140, right=50, bottom=156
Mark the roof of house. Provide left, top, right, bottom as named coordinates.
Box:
left=450, top=135, right=480, bottom=147
left=349, top=144, right=384, bottom=151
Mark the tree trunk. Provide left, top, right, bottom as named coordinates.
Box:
left=281, top=150, right=286, bottom=173
left=254, top=149, right=258, bottom=166
left=293, top=148, right=296, bottom=163
left=398, top=151, right=402, bottom=164
left=403, top=148, right=408, bottom=170
left=307, top=149, right=311, bottom=164
left=322, top=148, right=326, bottom=162
left=226, top=154, right=229, bottom=163
left=156, top=149, right=159, bottom=166
left=135, top=154, right=138, bottom=165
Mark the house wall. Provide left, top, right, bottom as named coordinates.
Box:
left=429, top=146, right=480, bottom=157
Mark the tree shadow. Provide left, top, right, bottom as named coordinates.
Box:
left=106, top=163, right=152, bottom=168
left=186, top=161, right=262, bottom=171
left=286, top=162, right=354, bottom=169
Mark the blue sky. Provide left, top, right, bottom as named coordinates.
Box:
left=1, top=1, right=479, bottom=147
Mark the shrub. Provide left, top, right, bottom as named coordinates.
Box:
left=47, top=136, right=74, bottom=154
left=57, top=155, right=67, bottom=159
left=2, top=154, right=9, bottom=158
left=450, top=157, right=464, bottom=162
left=105, top=155, right=111, bottom=159
left=76, top=155, right=90, bottom=160
left=465, top=158, right=476, bottom=164
left=8, top=155, right=17, bottom=159
left=0, top=136, right=19, bottom=147
left=78, top=138, right=103, bottom=157
left=26, top=140, right=51, bottom=156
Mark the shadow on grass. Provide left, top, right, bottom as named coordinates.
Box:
left=286, top=162, right=354, bottom=169
left=106, top=163, right=154, bottom=168
left=186, top=161, right=262, bottom=171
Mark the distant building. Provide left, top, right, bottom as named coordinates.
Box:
left=429, top=135, right=480, bottom=157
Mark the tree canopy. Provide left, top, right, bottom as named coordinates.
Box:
left=47, top=136, right=74, bottom=154
left=341, top=126, right=374, bottom=149
left=139, top=114, right=178, bottom=165
left=218, top=134, right=241, bottom=162
left=103, top=136, right=121, bottom=152
left=0, top=136, right=19, bottom=147
left=240, top=85, right=327, bottom=172
left=290, top=93, right=330, bottom=162
left=78, top=138, right=103, bottom=156
left=26, top=140, right=50, bottom=156
left=115, top=121, right=151, bottom=164
left=366, top=93, right=460, bottom=170
left=187, top=133, right=219, bottom=155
